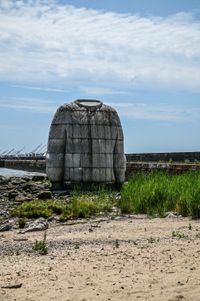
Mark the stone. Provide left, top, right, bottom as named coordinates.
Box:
left=165, top=212, right=178, bottom=218
left=0, top=223, right=12, bottom=232
left=37, top=191, right=52, bottom=200
left=1, top=283, right=22, bottom=289
left=32, top=175, right=47, bottom=181
left=19, top=217, right=48, bottom=233
left=8, top=190, right=18, bottom=201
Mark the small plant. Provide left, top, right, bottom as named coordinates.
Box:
left=172, top=231, right=188, bottom=239
left=18, top=218, right=27, bottom=229
left=15, top=250, right=20, bottom=256
left=114, top=239, right=120, bottom=248
left=189, top=223, right=192, bottom=230
left=33, top=231, right=48, bottom=255
left=147, top=237, right=155, bottom=244
left=74, top=243, right=80, bottom=249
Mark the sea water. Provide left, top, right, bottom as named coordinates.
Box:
left=0, top=168, right=45, bottom=177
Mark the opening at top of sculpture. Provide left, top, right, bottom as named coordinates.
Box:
left=75, top=99, right=102, bottom=108
left=46, top=99, right=126, bottom=190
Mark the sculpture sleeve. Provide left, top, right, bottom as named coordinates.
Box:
left=113, top=118, right=126, bottom=183
left=46, top=107, right=66, bottom=184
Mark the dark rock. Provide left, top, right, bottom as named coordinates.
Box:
left=1, top=283, right=22, bottom=289
left=32, top=175, right=47, bottom=181
left=0, top=223, right=12, bottom=232
left=0, top=177, right=9, bottom=185
left=8, top=190, right=18, bottom=201
left=37, top=191, right=52, bottom=200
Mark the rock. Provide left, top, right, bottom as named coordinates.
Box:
left=13, top=238, right=28, bottom=241
left=1, top=283, right=22, bottom=289
left=32, top=175, right=47, bottom=181
left=19, top=217, right=48, bottom=233
left=0, top=177, right=9, bottom=185
left=8, top=190, right=18, bottom=201
left=0, top=223, right=12, bottom=232
left=165, top=212, right=178, bottom=218
left=37, top=191, right=52, bottom=200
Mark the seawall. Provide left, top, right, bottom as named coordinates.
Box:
left=1, top=152, right=200, bottom=179
left=126, top=152, right=200, bottom=163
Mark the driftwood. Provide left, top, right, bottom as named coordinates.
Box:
left=46, top=99, right=126, bottom=186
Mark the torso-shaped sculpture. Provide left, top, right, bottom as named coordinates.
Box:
left=46, top=99, right=126, bottom=188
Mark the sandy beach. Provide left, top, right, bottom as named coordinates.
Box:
left=1, top=216, right=200, bottom=301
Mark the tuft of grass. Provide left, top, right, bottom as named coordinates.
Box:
left=119, top=171, right=200, bottom=219
left=114, top=239, right=120, bottom=248
left=33, top=231, right=48, bottom=255
left=172, top=231, right=188, bottom=239
left=12, top=190, right=116, bottom=221
left=12, top=200, right=65, bottom=219
left=18, top=218, right=28, bottom=229
left=74, top=243, right=80, bottom=249
left=59, top=190, right=115, bottom=221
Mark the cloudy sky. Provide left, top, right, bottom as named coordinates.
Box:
left=0, top=0, right=200, bottom=154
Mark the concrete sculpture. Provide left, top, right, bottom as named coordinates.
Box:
left=46, top=99, right=126, bottom=189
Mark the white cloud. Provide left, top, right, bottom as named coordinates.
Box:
left=0, top=95, right=199, bottom=124
left=80, top=86, right=130, bottom=96
left=110, top=102, right=200, bottom=123
left=0, top=0, right=200, bottom=91
left=0, top=96, right=57, bottom=113
left=11, top=84, right=66, bottom=92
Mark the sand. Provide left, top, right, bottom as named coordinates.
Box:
left=0, top=216, right=200, bottom=301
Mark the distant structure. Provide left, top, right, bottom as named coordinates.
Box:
left=46, top=99, right=126, bottom=189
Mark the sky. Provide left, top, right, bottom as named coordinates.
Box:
left=0, top=0, right=200, bottom=154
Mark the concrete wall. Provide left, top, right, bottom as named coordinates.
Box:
left=126, top=152, right=200, bottom=163
left=1, top=159, right=46, bottom=173
left=1, top=156, right=200, bottom=180
left=126, top=162, right=200, bottom=179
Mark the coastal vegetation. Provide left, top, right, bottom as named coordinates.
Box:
left=10, top=171, right=200, bottom=220
left=119, top=172, right=200, bottom=218
left=12, top=190, right=117, bottom=221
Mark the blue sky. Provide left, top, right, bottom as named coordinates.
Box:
left=0, top=0, right=200, bottom=154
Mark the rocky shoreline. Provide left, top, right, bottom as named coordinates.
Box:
left=0, top=175, right=51, bottom=220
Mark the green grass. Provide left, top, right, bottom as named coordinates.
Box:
left=12, top=199, right=65, bottom=218
left=12, top=190, right=116, bottom=220
left=119, top=172, right=200, bottom=218
left=33, top=231, right=48, bottom=255
left=60, top=190, right=115, bottom=221
left=12, top=172, right=200, bottom=220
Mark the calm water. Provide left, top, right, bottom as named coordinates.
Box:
left=0, top=168, right=46, bottom=177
